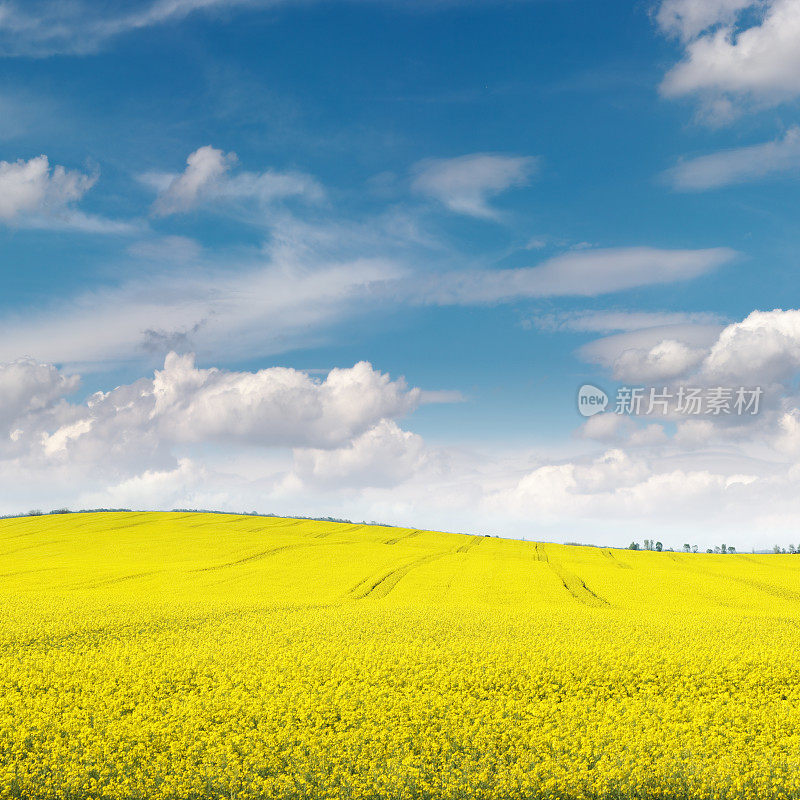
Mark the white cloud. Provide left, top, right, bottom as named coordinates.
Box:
left=673, top=418, right=717, bottom=448
left=774, top=409, right=800, bottom=453
left=287, top=419, right=427, bottom=489
left=0, top=154, right=135, bottom=233
left=579, top=322, right=725, bottom=380
left=5, top=342, right=800, bottom=549
left=700, top=308, right=800, bottom=384
left=532, top=309, right=723, bottom=333
left=656, top=0, right=757, bottom=42
left=0, top=358, right=79, bottom=433
left=0, top=0, right=520, bottom=57
left=0, top=155, right=91, bottom=220
left=0, top=242, right=735, bottom=370
left=0, top=353, right=431, bottom=477
left=77, top=458, right=214, bottom=512
left=411, top=153, right=538, bottom=219
left=612, top=339, right=708, bottom=382
left=658, top=0, right=800, bottom=120
left=665, top=127, right=800, bottom=190
left=579, top=309, right=800, bottom=389
left=0, top=255, right=400, bottom=368
left=149, top=353, right=421, bottom=448
left=144, top=145, right=323, bottom=217
left=149, top=145, right=234, bottom=216
left=419, top=247, right=736, bottom=304
left=0, top=0, right=266, bottom=56
left=628, top=423, right=669, bottom=447
left=579, top=412, right=634, bottom=441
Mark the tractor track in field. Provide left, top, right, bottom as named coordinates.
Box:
left=349, top=550, right=454, bottom=600
left=533, top=542, right=549, bottom=562
left=0, top=539, right=61, bottom=557
left=535, top=543, right=608, bottom=606
left=384, top=530, right=422, bottom=545
left=314, top=523, right=366, bottom=539
left=548, top=563, right=609, bottom=606
left=78, top=570, right=163, bottom=590
left=190, top=543, right=314, bottom=572
left=456, top=536, right=482, bottom=553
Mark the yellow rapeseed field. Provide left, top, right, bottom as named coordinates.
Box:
left=1, top=511, right=800, bottom=800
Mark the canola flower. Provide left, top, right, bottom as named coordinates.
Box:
left=1, top=511, right=800, bottom=799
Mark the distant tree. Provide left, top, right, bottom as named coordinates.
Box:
left=692, top=545, right=698, bottom=553
left=774, top=545, right=782, bottom=554
left=790, top=544, right=797, bottom=554
left=629, top=542, right=640, bottom=550
left=683, top=543, right=691, bottom=553
left=707, top=548, right=714, bottom=553
left=28, top=509, right=42, bottom=516
left=721, top=544, right=728, bottom=554
left=655, top=541, right=663, bottom=552
left=728, top=546, right=736, bottom=554
left=714, top=546, right=721, bottom=554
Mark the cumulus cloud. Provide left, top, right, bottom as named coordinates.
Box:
left=144, top=145, right=323, bottom=217
left=288, top=419, right=427, bottom=489
left=658, top=0, right=800, bottom=120
left=0, top=358, right=79, bottom=433
left=5, top=343, right=800, bottom=549
left=700, top=308, right=800, bottom=384
left=0, top=353, right=435, bottom=481
left=0, top=155, right=94, bottom=220
left=612, top=339, right=708, bottom=382
left=411, top=153, right=538, bottom=219
left=483, top=445, right=759, bottom=535
left=149, top=353, right=421, bottom=448
left=577, top=309, right=800, bottom=398
left=0, top=154, right=135, bottom=233
left=579, top=412, right=634, bottom=441
left=665, top=127, right=800, bottom=190
left=579, top=322, right=725, bottom=380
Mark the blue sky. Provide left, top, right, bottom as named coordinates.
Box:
left=3, top=0, right=800, bottom=548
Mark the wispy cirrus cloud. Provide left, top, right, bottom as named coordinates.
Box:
left=664, top=127, right=800, bottom=190
left=530, top=309, right=724, bottom=333
left=0, top=0, right=266, bottom=57
left=0, top=254, right=400, bottom=369
left=412, top=247, right=737, bottom=303
left=0, top=239, right=737, bottom=370
left=0, top=0, right=541, bottom=57
left=411, top=153, right=539, bottom=219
